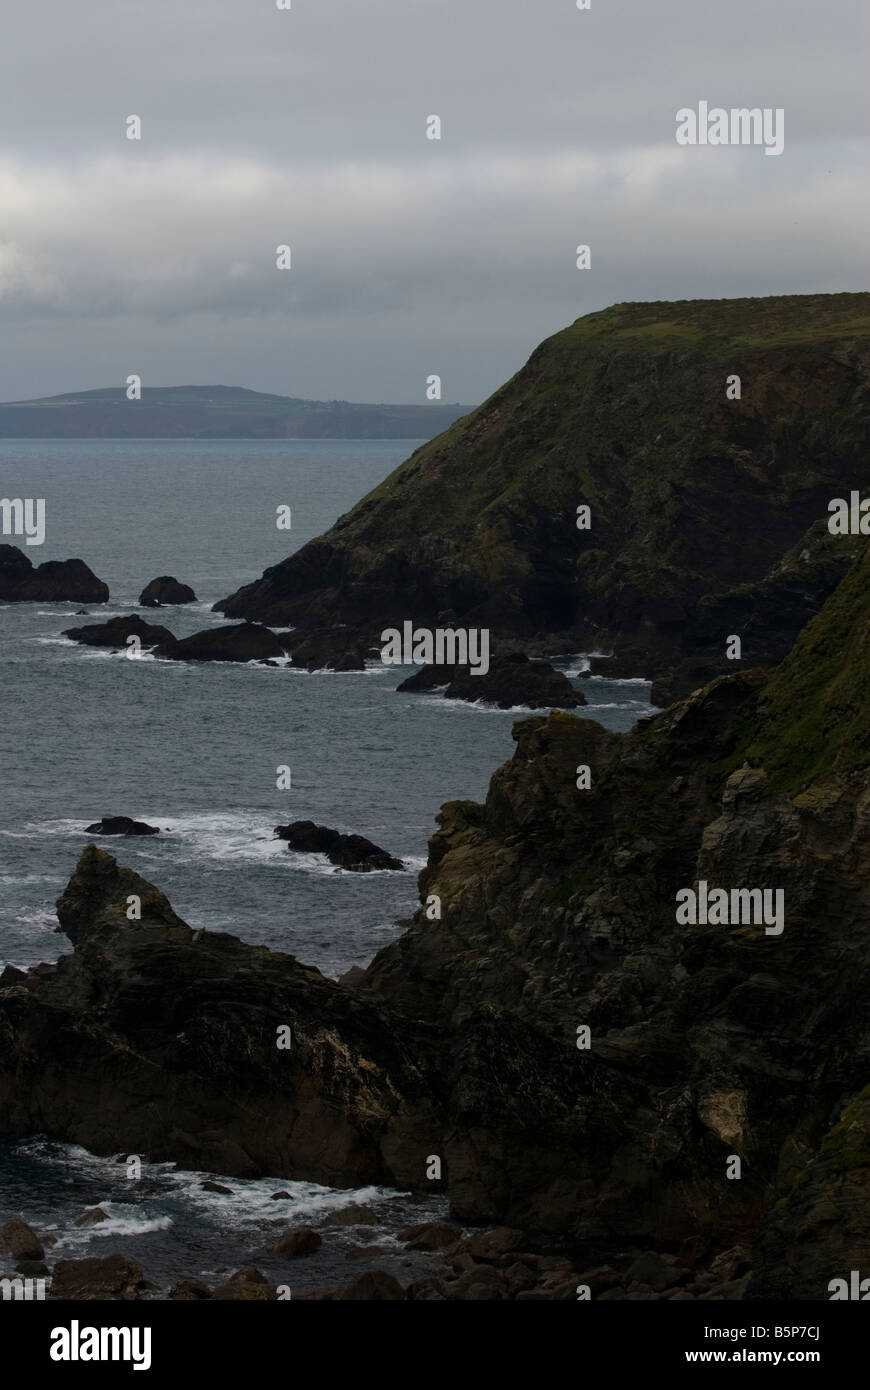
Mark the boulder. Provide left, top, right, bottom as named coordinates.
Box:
left=154, top=622, right=287, bottom=664
left=212, top=1267, right=275, bottom=1301
left=274, top=821, right=404, bottom=872
left=397, top=1222, right=458, bottom=1251
left=169, top=1276, right=213, bottom=1300
left=0, top=1218, right=44, bottom=1261
left=200, top=1181, right=234, bottom=1195
left=324, top=1205, right=376, bottom=1227
left=49, top=1254, right=144, bottom=1300
left=267, top=1227, right=322, bottom=1259
left=0, top=545, right=109, bottom=603
left=73, top=1207, right=109, bottom=1228
left=64, top=615, right=174, bottom=648
left=139, top=576, right=197, bottom=607
left=83, top=816, right=159, bottom=836
left=335, top=1271, right=405, bottom=1301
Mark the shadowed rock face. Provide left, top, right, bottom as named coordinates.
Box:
left=215, top=294, right=870, bottom=698
left=398, top=654, right=586, bottom=709
left=0, top=545, right=109, bottom=603
left=0, top=845, right=443, bottom=1189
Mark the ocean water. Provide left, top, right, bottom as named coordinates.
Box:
left=0, top=438, right=653, bottom=1291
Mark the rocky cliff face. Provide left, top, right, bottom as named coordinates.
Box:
left=0, top=847, right=443, bottom=1188
left=216, top=293, right=870, bottom=697
left=360, top=541, right=870, bottom=1280
left=5, top=544, right=870, bottom=1295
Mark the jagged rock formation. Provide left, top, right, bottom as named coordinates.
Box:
left=0, top=545, right=109, bottom=603
left=216, top=294, right=870, bottom=698
left=275, top=822, right=405, bottom=872
left=139, top=576, right=197, bottom=606
left=0, top=846, right=442, bottom=1186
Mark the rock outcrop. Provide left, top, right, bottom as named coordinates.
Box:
left=215, top=294, right=870, bottom=698
left=64, top=615, right=174, bottom=648
left=0, top=845, right=442, bottom=1188
left=274, top=821, right=405, bottom=872
left=153, top=622, right=287, bottom=663
left=139, top=576, right=197, bottom=606
left=398, top=653, right=586, bottom=709
left=83, top=816, right=160, bottom=836
left=0, top=545, right=109, bottom=603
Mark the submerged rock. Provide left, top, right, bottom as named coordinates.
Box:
left=0, top=544, right=109, bottom=603
left=274, top=821, right=404, bottom=872
left=139, top=575, right=197, bottom=606
left=83, top=816, right=160, bottom=837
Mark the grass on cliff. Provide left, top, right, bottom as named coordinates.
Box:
left=737, top=542, right=870, bottom=792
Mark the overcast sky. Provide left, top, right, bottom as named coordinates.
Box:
left=0, top=0, right=867, bottom=405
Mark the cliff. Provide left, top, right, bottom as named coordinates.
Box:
left=217, top=293, right=870, bottom=697
left=4, top=541, right=870, bottom=1294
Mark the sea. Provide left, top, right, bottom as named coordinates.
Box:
left=0, top=438, right=653, bottom=1293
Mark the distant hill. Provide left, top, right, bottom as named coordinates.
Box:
left=0, top=385, right=472, bottom=439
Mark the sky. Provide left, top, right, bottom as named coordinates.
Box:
left=0, top=0, right=867, bottom=406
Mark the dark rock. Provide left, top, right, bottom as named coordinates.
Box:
left=49, top=1254, right=144, bottom=1300
left=400, top=654, right=585, bottom=709
left=0, top=1219, right=44, bottom=1261
left=625, top=1253, right=677, bottom=1293
left=267, top=1227, right=322, bottom=1259
left=0, top=544, right=109, bottom=603
left=73, top=1207, right=109, bottom=1228
left=0, top=844, right=444, bottom=1188
left=270, top=1192, right=292, bottom=1201
left=154, top=622, right=287, bottom=664
left=274, top=821, right=404, bottom=872
left=201, top=1181, right=234, bottom=1195
left=83, top=816, right=159, bottom=837
left=335, top=1271, right=405, bottom=1301
left=169, top=1276, right=213, bottom=1300
left=324, top=1205, right=376, bottom=1227
left=139, top=576, right=197, bottom=607
left=285, top=627, right=366, bottom=672
left=212, top=1267, right=275, bottom=1301
left=397, top=1222, right=458, bottom=1251
left=338, top=966, right=367, bottom=988
left=63, top=615, right=174, bottom=649
left=14, top=1259, right=49, bottom=1277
